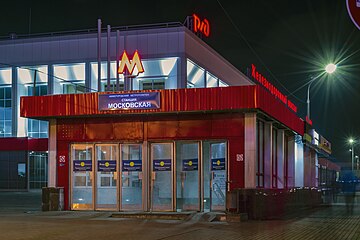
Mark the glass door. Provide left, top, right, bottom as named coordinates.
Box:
left=203, top=141, right=227, bottom=211
left=71, top=144, right=93, bottom=210
left=95, top=144, right=118, bottom=210
left=176, top=142, right=200, bottom=211
left=150, top=143, right=174, bottom=211
left=121, top=144, right=143, bottom=211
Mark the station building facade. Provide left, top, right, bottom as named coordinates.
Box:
left=1, top=20, right=328, bottom=212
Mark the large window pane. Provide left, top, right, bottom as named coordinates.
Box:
left=96, top=144, right=117, bottom=210
left=206, top=72, right=218, bottom=88
left=187, top=59, right=205, bottom=88
left=54, top=63, right=85, bottom=94
left=71, top=144, right=93, bottom=210
left=0, top=68, right=11, bottom=85
left=0, top=87, right=12, bottom=137
left=91, top=58, right=178, bottom=92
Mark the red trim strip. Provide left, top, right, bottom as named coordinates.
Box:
left=21, top=86, right=304, bottom=135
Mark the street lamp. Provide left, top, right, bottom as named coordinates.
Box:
left=348, top=138, right=355, bottom=171
left=306, top=63, right=337, bottom=120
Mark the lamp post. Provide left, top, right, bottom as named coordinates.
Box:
left=306, top=63, right=337, bottom=120
left=349, top=138, right=355, bottom=171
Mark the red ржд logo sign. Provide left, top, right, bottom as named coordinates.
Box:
left=347, top=0, right=360, bottom=30
left=193, top=14, right=210, bottom=37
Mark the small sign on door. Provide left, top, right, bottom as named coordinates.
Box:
left=236, top=154, right=244, bottom=162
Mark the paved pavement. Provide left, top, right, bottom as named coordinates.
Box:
left=0, top=191, right=359, bottom=240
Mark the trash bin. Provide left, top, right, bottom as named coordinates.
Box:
left=42, top=187, right=64, bottom=211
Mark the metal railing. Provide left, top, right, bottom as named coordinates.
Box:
left=0, top=22, right=184, bottom=41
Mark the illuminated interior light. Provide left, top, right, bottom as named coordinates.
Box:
left=160, top=58, right=177, bottom=76
left=0, top=68, right=12, bottom=85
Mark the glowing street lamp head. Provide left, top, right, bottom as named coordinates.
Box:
left=349, top=138, right=355, bottom=144
left=325, top=63, right=337, bottom=74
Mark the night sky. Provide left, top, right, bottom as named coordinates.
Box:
left=1, top=0, right=360, bottom=164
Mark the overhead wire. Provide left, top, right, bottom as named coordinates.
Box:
left=215, top=0, right=307, bottom=104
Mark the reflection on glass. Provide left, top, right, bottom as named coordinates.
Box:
left=71, top=144, right=93, bottom=210
left=151, top=143, right=173, bottom=211
left=211, top=142, right=226, bottom=211
left=121, top=144, right=142, bottom=211
left=17, top=163, right=26, bottom=177
left=53, top=63, right=85, bottom=94
left=206, top=72, right=218, bottom=88
left=91, top=58, right=178, bottom=92
left=29, top=152, right=48, bottom=189
left=176, top=142, right=199, bottom=211
left=187, top=59, right=205, bottom=88
left=95, top=145, right=117, bottom=210
left=0, top=87, right=12, bottom=137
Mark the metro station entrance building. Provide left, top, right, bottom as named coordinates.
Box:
left=1, top=17, right=310, bottom=212
left=21, top=85, right=303, bottom=211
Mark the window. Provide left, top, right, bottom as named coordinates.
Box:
left=91, top=57, right=178, bottom=92
left=187, top=59, right=228, bottom=88
left=256, top=120, right=265, bottom=188
left=54, top=63, right=86, bottom=94
left=272, top=128, right=278, bottom=188
left=0, top=87, right=12, bottom=137
left=219, top=80, right=229, bottom=87
left=206, top=72, right=218, bottom=88
left=28, top=85, right=48, bottom=97
left=27, top=85, right=48, bottom=138
left=187, top=59, right=205, bottom=88
left=284, top=134, right=289, bottom=189
left=29, top=152, right=48, bottom=189
left=141, top=79, right=165, bottom=90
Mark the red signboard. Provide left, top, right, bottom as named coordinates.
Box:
left=250, top=64, right=298, bottom=113
left=193, top=13, right=210, bottom=37
left=347, top=0, right=360, bottom=30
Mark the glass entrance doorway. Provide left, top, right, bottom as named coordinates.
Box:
left=176, top=142, right=200, bottom=211
left=150, top=143, right=174, bottom=211
left=71, top=144, right=93, bottom=210
left=203, top=141, right=227, bottom=211
left=70, top=140, right=227, bottom=212
left=121, top=144, right=143, bottom=210
left=95, top=144, right=118, bottom=210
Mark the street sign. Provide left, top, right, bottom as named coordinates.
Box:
left=347, top=0, right=360, bottom=30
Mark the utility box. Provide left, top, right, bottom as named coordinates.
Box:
left=42, top=187, right=64, bottom=211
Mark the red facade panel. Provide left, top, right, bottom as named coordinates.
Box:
left=57, top=140, right=70, bottom=210
left=228, top=138, right=245, bottom=189
left=56, top=113, right=245, bottom=209
left=0, top=137, right=48, bottom=151
left=21, top=86, right=304, bottom=135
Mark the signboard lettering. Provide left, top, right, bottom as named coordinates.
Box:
left=320, top=136, right=332, bottom=154
left=98, top=92, right=160, bottom=111
left=153, top=159, right=171, bottom=171
left=250, top=64, right=297, bottom=113
left=98, top=160, right=116, bottom=172
left=122, top=160, right=142, bottom=172
left=73, top=160, right=92, bottom=171
left=211, top=158, right=226, bottom=171
left=182, top=158, right=198, bottom=171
